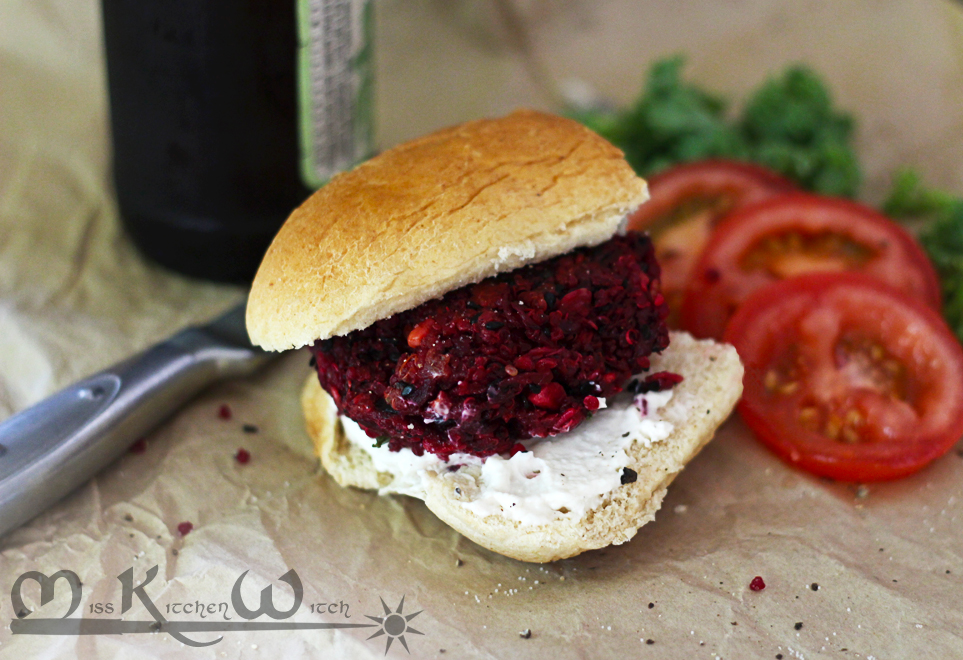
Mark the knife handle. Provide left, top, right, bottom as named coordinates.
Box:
left=0, top=327, right=267, bottom=538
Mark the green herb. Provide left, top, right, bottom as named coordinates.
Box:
left=921, top=203, right=963, bottom=341
left=739, top=66, right=860, bottom=197
left=373, top=435, right=390, bottom=448
left=571, top=57, right=860, bottom=196
left=571, top=56, right=744, bottom=176
left=882, top=169, right=963, bottom=343
left=882, top=168, right=957, bottom=219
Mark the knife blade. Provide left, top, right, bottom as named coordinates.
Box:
left=0, top=300, right=275, bottom=538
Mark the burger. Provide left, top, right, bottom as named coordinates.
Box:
left=246, top=110, right=743, bottom=562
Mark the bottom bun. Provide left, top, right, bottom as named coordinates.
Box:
left=302, top=331, right=743, bottom=563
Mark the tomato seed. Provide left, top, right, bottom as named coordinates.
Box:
left=764, top=370, right=779, bottom=391
left=825, top=414, right=843, bottom=440
left=778, top=381, right=799, bottom=395
left=798, top=407, right=819, bottom=429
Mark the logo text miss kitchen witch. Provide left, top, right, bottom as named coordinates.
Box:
left=9, top=566, right=424, bottom=652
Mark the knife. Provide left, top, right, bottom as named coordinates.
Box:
left=0, top=300, right=274, bottom=538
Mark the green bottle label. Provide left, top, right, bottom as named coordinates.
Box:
left=296, top=0, right=374, bottom=189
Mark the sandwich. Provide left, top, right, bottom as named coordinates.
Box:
left=246, top=109, right=743, bottom=562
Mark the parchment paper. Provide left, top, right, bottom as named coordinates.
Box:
left=2, top=1, right=963, bottom=658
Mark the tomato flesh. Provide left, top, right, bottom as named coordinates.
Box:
left=626, top=160, right=795, bottom=324
left=725, top=273, right=963, bottom=482
left=681, top=193, right=943, bottom=340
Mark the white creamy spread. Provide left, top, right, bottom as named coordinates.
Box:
left=340, top=387, right=675, bottom=526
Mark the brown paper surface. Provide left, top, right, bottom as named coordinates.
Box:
left=2, top=1, right=963, bottom=658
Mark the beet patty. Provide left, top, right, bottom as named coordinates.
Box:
left=310, top=232, right=670, bottom=459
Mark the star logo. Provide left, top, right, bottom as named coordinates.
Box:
left=365, top=595, right=424, bottom=654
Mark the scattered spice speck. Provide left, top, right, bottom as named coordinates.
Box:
left=177, top=521, right=194, bottom=536
left=242, top=424, right=259, bottom=434
left=171, top=548, right=179, bottom=556
left=235, top=448, right=251, bottom=464
left=124, top=514, right=134, bottom=522
left=811, top=583, right=820, bottom=591
left=777, top=655, right=783, bottom=659
left=750, top=576, right=766, bottom=591
left=129, top=438, right=147, bottom=454
left=218, top=404, right=232, bottom=420
left=648, top=602, right=655, bottom=609
left=519, top=629, right=532, bottom=639
left=456, top=559, right=464, bottom=567
left=794, top=622, right=804, bottom=631
left=645, top=639, right=655, bottom=645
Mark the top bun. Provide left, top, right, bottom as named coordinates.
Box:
left=247, top=109, right=649, bottom=351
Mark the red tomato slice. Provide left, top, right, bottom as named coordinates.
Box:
left=680, top=193, right=942, bottom=340
left=724, top=273, right=963, bottom=482
left=626, top=160, right=795, bottom=325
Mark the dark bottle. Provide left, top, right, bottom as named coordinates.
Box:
left=101, top=1, right=374, bottom=283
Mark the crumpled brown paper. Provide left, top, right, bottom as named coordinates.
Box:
left=2, top=0, right=963, bottom=658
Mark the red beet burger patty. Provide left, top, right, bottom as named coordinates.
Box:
left=310, top=232, right=671, bottom=459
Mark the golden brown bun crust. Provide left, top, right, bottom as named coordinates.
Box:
left=247, top=109, right=648, bottom=350
left=302, top=332, right=744, bottom=563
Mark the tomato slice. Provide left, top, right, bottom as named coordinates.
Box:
left=627, top=160, right=795, bottom=324
left=724, top=273, right=963, bottom=481
left=680, top=193, right=942, bottom=340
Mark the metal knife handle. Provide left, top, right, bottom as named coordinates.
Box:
left=0, top=322, right=270, bottom=538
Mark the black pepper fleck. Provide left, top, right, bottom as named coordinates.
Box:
left=645, top=639, right=654, bottom=645
left=456, top=559, right=464, bottom=567
left=621, top=468, right=638, bottom=485
left=776, top=655, right=783, bottom=659
left=124, top=514, right=134, bottom=522
left=811, top=583, right=819, bottom=591
left=519, top=629, right=532, bottom=639
left=648, top=602, right=654, bottom=609
left=242, top=424, right=259, bottom=434
left=794, top=622, right=803, bottom=631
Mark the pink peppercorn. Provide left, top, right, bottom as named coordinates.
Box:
left=177, top=521, right=194, bottom=536
left=235, top=448, right=251, bottom=464
left=583, top=395, right=600, bottom=411
left=217, top=404, right=232, bottom=420
left=749, top=576, right=766, bottom=591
